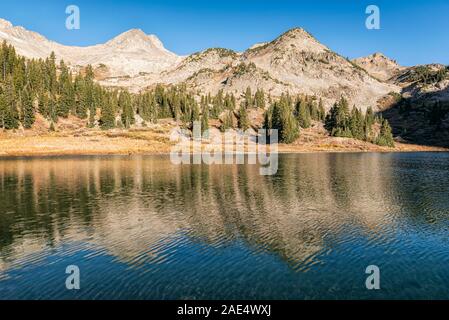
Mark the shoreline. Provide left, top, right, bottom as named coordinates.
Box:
left=0, top=131, right=447, bottom=159
left=0, top=150, right=447, bottom=161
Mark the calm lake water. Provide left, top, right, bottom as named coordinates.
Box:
left=0, top=153, right=448, bottom=300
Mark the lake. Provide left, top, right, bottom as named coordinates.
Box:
left=0, top=153, right=448, bottom=300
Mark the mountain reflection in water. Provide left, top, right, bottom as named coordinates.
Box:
left=0, top=153, right=448, bottom=299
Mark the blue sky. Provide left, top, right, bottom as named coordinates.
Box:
left=0, top=0, right=448, bottom=66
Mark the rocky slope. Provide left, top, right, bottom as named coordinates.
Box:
left=0, top=18, right=182, bottom=78
left=376, top=63, right=449, bottom=147
left=0, top=18, right=398, bottom=111
left=353, top=53, right=449, bottom=102
left=394, top=64, right=449, bottom=101
left=176, top=29, right=398, bottom=111
left=352, top=52, right=405, bottom=82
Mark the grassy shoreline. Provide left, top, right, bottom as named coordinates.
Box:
left=0, top=129, right=446, bottom=158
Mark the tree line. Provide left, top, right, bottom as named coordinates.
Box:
left=0, top=42, right=394, bottom=147
left=0, top=41, right=106, bottom=129
left=262, top=94, right=394, bottom=147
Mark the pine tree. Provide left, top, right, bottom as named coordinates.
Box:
left=221, top=110, right=234, bottom=132
left=266, top=95, right=299, bottom=143
left=190, top=101, right=200, bottom=130
left=325, top=97, right=351, bottom=137
left=376, top=119, right=395, bottom=147
left=296, top=98, right=311, bottom=128
left=263, top=105, right=273, bottom=131
left=119, top=90, right=134, bottom=128
left=366, top=106, right=375, bottom=126
left=349, top=106, right=365, bottom=140
left=48, top=94, right=58, bottom=123
left=21, top=88, right=35, bottom=129
left=211, top=99, right=222, bottom=119
left=1, top=75, right=19, bottom=129
left=139, top=92, right=158, bottom=123
left=254, top=89, right=266, bottom=109
left=243, top=87, right=253, bottom=108
left=308, top=99, right=319, bottom=121
left=57, top=60, right=73, bottom=118
left=100, top=95, right=115, bottom=130
left=318, top=98, right=326, bottom=121
left=200, top=104, right=209, bottom=135
left=74, top=74, right=87, bottom=119
left=238, top=104, right=250, bottom=131
left=84, top=66, right=96, bottom=126
left=46, top=52, right=58, bottom=95
left=0, top=91, right=7, bottom=129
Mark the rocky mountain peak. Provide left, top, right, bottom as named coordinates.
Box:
left=370, top=52, right=399, bottom=65
left=257, top=27, right=328, bottom=55
left=0, top=18, right=13, bottom=29
left=280, top=27, right=314, bottom=39
left=353, top=52, right=404, bottom=81
left=106, top=29, right=167, bottom=52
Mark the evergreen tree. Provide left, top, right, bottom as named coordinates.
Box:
left=119, top=90, right=134, bottom=128
left=318, top=98, right=326, bottom=121
left=325, top=97, right=351, bottom=137
left=139, top=92, right=158, bottom=123
left=57, top=60, right=73, bottom=118
left=296, top=98, right=311, bottom=128
left=0, top=75, right=19, bottom=129
left=221, top=110, right=234, bottom=132
left=243, top=87, right=253, bottom=108
left=238, top=104, right=250, bottom=131
left=48, top=94, right=58, bottom=123
left=366, top=106, right=375, bottom=126
left=200, top=104, right=209, bottom=135
left=21, top=88, right=35, bottom=129
left=45, top=52, right=58, bottom=95
left=349, top=106, right=365, bottom=140
left=100, top=95, right=115, bottom=130
left=74, top=74, right=87, bottom=119
left=376, top=119, right=395, bottom=147
left=254, top=89, right=266, bottom=109
left=190, top=101, right=200, bottom=130
left=0, top=91, right=7, bottom=129
left=266, top=95, right=299, bottom=143
left=308, top=99, right=319, bottom=121
left=38, top=91, right=49, bottom=119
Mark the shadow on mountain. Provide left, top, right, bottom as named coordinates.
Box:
left=380, top=85, right=449, bottom=147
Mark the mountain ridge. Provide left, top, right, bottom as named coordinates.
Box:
left=0, top=17, right=398, bottom=111
left=0, top=18, right=182, bottom=77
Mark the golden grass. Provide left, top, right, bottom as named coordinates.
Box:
left=0, top=125, right=446, bottom=158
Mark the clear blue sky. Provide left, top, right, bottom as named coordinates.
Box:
left=0, top=0, right=447, bottom=66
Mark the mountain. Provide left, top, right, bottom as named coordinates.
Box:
left=352, top=52, right=405, bottom=82
left=0, top=18, right=182, bottom=78
left=169, top=28, right=399, bottom=111
left=374, top=63, right=449, bottom=147
left=0, top=18, right=398, bottom=111
left=161, top=48, right=240, bottom=84
left=353, top=53, right=449, bottom=103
